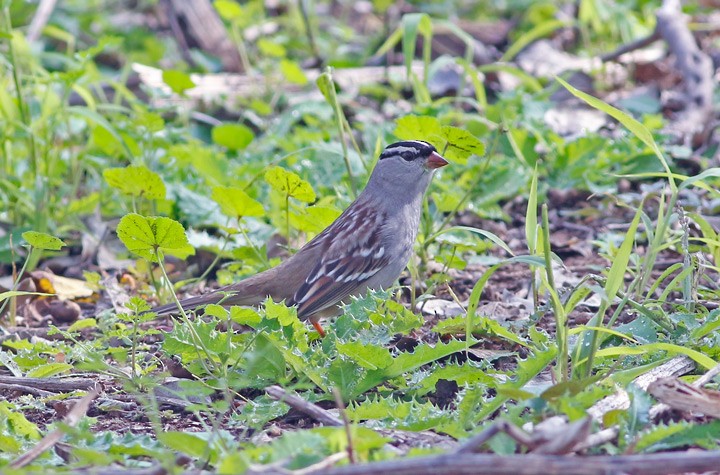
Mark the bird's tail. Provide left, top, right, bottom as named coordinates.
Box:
left=151, top=292, right=224, bottom=316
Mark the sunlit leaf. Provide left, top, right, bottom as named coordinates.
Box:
left=22, top=231, right=65, bottom=250
left=162, top=70, right=196, bottom=94
left=116, top=214, right=193, bottom=261
left=280, top=59, right=307, bottom=85
left=211, top=186, right=265, bottom=218
left=264, top=166, right=316, bottom=203
left=103, top=165, right=166, bottom=200
left=212, top=123, right=254, bottom=151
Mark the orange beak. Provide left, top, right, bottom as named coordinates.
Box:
left=426, top=151, right=449, bottom=169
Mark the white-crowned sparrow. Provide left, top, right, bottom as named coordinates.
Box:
left=153, top=140, right=448, bottom=334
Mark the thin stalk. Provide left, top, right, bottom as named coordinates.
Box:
left=230, top=23, right=252, bottom=73
left=298, top=0, right=321, bottom=65
left=542, top=204, right=568, bottom=381
left=155, top=250, right=218, bottom=376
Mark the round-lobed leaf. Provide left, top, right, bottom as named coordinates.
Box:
left=116, top=213, right=193, bottom=262
left=264, top=166, right=316, bottom=203
left=103, top=165, right=166, bottom=199
left=212, top=123, right=254, bottom=151
left=211, top=186, right=265, bottom=218
left=22, top=231, right=66, bottom=250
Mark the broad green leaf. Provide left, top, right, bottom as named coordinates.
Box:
left=137, top=111, right=165, bottom=132
left=158, top=432, right=216, bottom=462
left=0, top=402, right=41, bottom=440
left=290, top=205, right=341, bottom=234
left=103, top=165, right=166, bottom=200
left=230, top=307, right=262, bottom=327
left=264, top=298, right=301, bottom=328
left=211, top=186, right=265, bottom=218
left=264, top=166, right=316, bottom=203
left=214, top=0, right=244, bottom=21
left=257, top=38, right=286, bottom=57
left=27, top=363, right=73, bottom=378
left=22, top=231, right=65, bottom=250
left=337, top=341, right=393, bottom=370
left=116, top=214, right=193, bottom=261
left=247, top=333, right=286, bottom=381
left=280, top=59, right=308, bottom=85
left=68, top=318, right=98, bottom=332
left=212, top=123, right=254, bottom=151
left=162, top=70, right=196, bottom=94
left=440, top=126, right=485, bottom=163
left=394, top=115, right=442, bottom=145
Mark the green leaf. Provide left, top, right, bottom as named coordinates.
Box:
left=26, top=363, right=73, bottom=378
left=257, top=38, right=286, bottom=57
left=474, top=345, right=557, bottom=422
left=116, top=214, right=193, bottom=262
left=0, top=402, right=41, bottom=440
left=525, top=166, right=539, bottom=253
left=316, top=70, right=336, bottom=104
left=264, top=299, right=302, bottom=328
left=337, top=341, right=393, bottom=370
left=265, top=166, right=316, bottom=203
left=280, top=59, right=308, bottom=85
left=394, top=115, right=443, bottom=144
left=501, top=19, right=571, bottom=61
left=103, top=165, right=166, bottom=200
left=22, top=231, right=66, bottom=250
left=212, top=123, right=254, bottom=151
left=556, top=76, right=675, bottom=192
left=158, top=432, right=215, bottom=462
left=230, top=307, right=262, bottom=327
left=595, top=342, right=717, bottom=370
left=605, top=206, right=641, bottom=301
left=0, top=290, right=52, bottom=302
left=68, top=318, right=98, bottom=332
left=214, top=0, right=244, bottom=21
left=440, top=126, right=485, bottom=164
left=246, top=333, right=286, bottom=381
left=211, top=186, right=265, bottom=218
left=401, top=13, right=432, bottom=76
left=290, top=205, right=341, bottom=234
left=162, top=70, right=196, bottom=94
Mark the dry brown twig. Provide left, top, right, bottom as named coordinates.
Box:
left=648, top=362, right=720, bottom=419
left=10, top=385, right=101, bottom=468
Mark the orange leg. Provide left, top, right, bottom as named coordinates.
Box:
left=311, top=320, right=326, bottom=337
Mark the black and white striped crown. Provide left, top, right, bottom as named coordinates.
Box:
left=379, top=140, right=437, bottom=162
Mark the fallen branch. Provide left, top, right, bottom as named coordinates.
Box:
left=266, top=385, right=342, bottom=427
left=26, top=0, right=58, bottom=42
left=655, top=0, right=715, bottom=145
left=0, top=375, right=98, bottom=393
left=319, top=451, right=720, bottom=475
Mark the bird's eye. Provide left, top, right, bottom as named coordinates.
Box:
left=401, top=151, right=415, bottom=161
